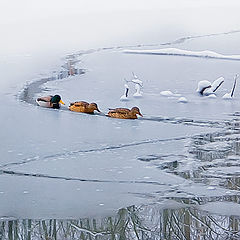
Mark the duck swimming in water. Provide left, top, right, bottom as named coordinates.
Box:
left=107, top=107, right=143, bottom=119
left=69, top=101, right=100, bottom=114
left=36, top=95, right=65, bottom=109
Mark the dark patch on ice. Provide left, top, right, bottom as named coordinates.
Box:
left=0, top=170, right=169, bottom=186
left=138, top=154, right=181, bottom=170
left=142, top=116, right=235, bottom=129
left=157, top=160, right=178, bottom=170
left=137, top=155, right=161, bottom=162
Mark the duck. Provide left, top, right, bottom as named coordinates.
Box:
left=36, top=95, right=65, bottom=109
left=69, top=101, right=100, bottom=114
left=107, top=107, right=143, bottom=119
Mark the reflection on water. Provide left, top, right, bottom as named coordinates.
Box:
left=2, top=106, right=239, bottom=239
left=2, top=120, right=240, bottom=239
left=1, top=203, right=240, bottom=240
left=1, top=114, right=238, bottom=239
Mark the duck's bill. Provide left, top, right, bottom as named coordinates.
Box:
left=139, top=113, right=143, bottom=117
left=97, top=108, right=101, bottom=112
left=60, top=100, right=65, bottom=105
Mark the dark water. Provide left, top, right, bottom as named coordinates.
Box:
left=1, top=201, right=240, bottom=240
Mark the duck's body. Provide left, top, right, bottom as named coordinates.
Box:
left=107, top=107, right=143, bottom=119
left=69, top=101, right=100, bottom=113
left=36, top=95, right=65, bottom=109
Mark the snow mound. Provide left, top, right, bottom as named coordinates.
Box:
left=207, top=94, right=217, bottom=98
left=160, top=90, right=181, bottom=97
left=196, top=80, right=211, bottom=93
left=178, top=97, right=188, bottom=103
left=160, top=90, right=174, bottom=97
left=124, top=48, right=240, bottom=61
left=222, top=93, right=232, bottom=99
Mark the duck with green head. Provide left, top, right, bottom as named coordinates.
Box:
left=36, top=95, right=65, bottom=109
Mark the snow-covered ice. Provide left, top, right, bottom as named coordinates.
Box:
left=124, top=48, right=240, bottom=61
left=178, top=97, right=188, bottom=103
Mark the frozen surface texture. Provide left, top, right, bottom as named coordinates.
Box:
left=1, top=1, right=240, bottom=239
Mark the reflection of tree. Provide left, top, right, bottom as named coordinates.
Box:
left=2, top=124, right=240, bottom=239
left=1, top=204, right=240, bottom=239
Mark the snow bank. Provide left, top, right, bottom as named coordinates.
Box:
left=178, top=97, right=188, bottom=103
left=124, top=48, right=240, bottom=61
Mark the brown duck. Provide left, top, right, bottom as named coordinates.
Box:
left=69, top=101, right=100, bottom=114
left=107, top=107, right=143, bottom=119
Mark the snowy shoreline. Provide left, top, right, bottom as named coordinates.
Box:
left=124, top=48, right=240, bottom=61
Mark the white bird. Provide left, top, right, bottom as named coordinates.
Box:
left=120, top=83, right=130, bottom=101
left=222, top=74, right=239, bottom=99
left=196, top=77, right=224, bottom=96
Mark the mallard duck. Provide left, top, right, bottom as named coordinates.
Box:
left=107, top=107, right=143, bottom=119
left=69, top=101, right=100, bottom=114
left=36, top=95, right=65, bottom=109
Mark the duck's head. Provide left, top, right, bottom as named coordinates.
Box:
left=131, top=107, right=143, bottom=117
left=51, top=95, right=65, bottom=105
left=90, top=103, right=100, bottom=112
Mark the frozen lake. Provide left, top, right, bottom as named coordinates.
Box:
left=1, top=1, right=240, bottom=239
